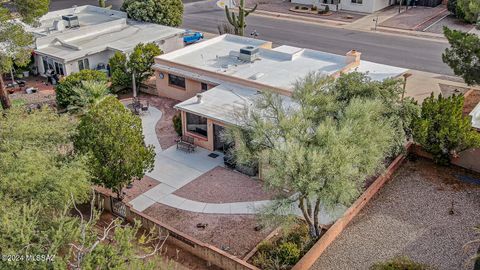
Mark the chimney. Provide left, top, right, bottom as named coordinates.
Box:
left=345, top=49, right=361, bottom=65
left=196, top=94, right=203, bottom=103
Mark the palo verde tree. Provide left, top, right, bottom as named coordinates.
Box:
left=229, top=72, right=399, bottom=238
left=225, top=0, right=257, bottom=36
left=109, top=42, right=162, bottom=92
left=455, top=0, right=480, bottom=23
left=121, top=0, right=183, bottom=27
left=413, top=93, right=480, bottom=165
left=442, top=27, right=480, bottom=86
left=0, top=0, right=49, bottom=110
left=74, top=96, right=155, bottom=199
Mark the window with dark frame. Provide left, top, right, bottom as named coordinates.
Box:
left=78, top=58, right=90, bottom=71
left=351, top=0, right=362, bottom=3
left=168, top=74, right=186, bottom=89
left=186, top=112, right=208, bottom=138
left=201, top=82, right=208, bottom=92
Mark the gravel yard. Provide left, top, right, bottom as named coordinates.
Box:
left=312, top=158, right=480, bottom=270
left=95, top=176, right=159, bottom=203
left=425, top=15, right=474, bottom=34
left=173, top=166, right=282, bottom=203
left=143, top=203, right=274, bottom=257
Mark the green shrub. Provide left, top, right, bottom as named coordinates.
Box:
left=325, top=5, right=329, bottom=12
left=300, top=6, right=308, bottom=10
left=370, top=257, right=433, bottom=270
left=311, top=6, right=317, bottom=11
left=277, top=242, right=300, bottom=266
left=294, top=5, right=299, bottom=9
left=172, top=113, right=182, bottom=136
left=55, top=70, right=108, bottom=109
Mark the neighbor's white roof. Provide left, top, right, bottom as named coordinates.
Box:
left=31, top=5, right=184, bottom=62
left=156, top=34, right=408, bottom=90
left=470, top=102, right=480, bottom=129
left=174, top=83, right=297, bottom=125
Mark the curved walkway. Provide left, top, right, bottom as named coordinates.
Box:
left=130, top=106, right=273, bottom=215
left=129, top=106, right=342, bottom=224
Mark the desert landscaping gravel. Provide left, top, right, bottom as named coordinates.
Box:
left=173, top=166, right=282, bottom=203
left=143, top=203, right=274, bottom=257
left=313, top=158, right=480, bottom=270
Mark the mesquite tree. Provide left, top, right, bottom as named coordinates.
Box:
left=225, top=0, right=257, bottom=36
left=229, top=73, right=399, bottom=238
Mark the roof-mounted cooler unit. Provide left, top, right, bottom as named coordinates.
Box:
left=62, top=15, right=80, bottom=28
left=239, top=46, right=259, bottom=62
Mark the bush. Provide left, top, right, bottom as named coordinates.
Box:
left=294, top=5, right=299, bottom=9
left=55, top=70, right=108, bottom=109
left=277, top=242, right=300, bottom=266
left=300, top=6, right=308, bottom=10
left=311, top=6, right=317, bottom=11
left=172, top=113, right=182, bottom=136
left=325, top=5, right=329, bottom=12
left=370, top=256, right=433, bottom=270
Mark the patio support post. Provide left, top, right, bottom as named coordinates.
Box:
left=132, top=70, right=137, bottom=100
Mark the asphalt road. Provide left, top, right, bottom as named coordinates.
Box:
left=49, top=0, right=453, bottom=75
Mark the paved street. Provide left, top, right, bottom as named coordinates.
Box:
left=50, top=0, right=453, bottom=75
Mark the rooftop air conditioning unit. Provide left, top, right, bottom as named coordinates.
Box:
left=239, top=46, right=259, bottom=62
left=62, top=15, right=80, bottom=28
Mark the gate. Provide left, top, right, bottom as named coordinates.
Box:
left=111, top=197, right=127, bottom=218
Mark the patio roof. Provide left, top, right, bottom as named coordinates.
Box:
left=174, top=83, right=297, bottom=126
left=470, top=101, right=480, bottom=129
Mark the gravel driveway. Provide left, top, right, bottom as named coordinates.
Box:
left=312, top=158, right=480, bottom=270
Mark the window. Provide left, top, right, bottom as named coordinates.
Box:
left=168, top=74, right=186, bottom=89
left=78, top=58, right=90, bottom=71
left=201, top=82, right=208, bottom=92
left=351, top=0, right=362, bottom=3
left=186, top=112, right=208, bottom=138
left=54, top=62, right=65, bottom=76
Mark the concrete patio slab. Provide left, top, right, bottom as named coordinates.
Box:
left=129, top=194, right=156, bottom=212
left=178, top=199, right=208, bottom=213
left=161, top=146, right=225, bottom=172
left=141, top=107, right=163, bottom=154
left=143, top=185, right=169, bottom=201
left=203, top=203, right=231, bottom=214
left=158, top=194, right=187, bottom=208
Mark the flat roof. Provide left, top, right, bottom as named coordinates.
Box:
left=174, top=83, right=297, bottom=125
left=157, top=35, right=408, bottom=90
left=31, top=6, right=184, bottom=61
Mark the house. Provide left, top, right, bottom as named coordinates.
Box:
left=470, top=102, right=480, bottom=131
left=151, top=34, right=408, bottom=151
left=27, top=5, right=185, bottom=78
left=291, top=0, right=397, bottom=13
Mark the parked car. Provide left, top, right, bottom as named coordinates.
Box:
left=183, top=31, right=204, bottom=45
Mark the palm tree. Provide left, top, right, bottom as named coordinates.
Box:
left=67, top=81, right=111, bottom=114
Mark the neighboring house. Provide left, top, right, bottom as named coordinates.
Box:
left=470, top=102, right=480, bottom=131
left=151, top=34, right=407, bottom=151
left=27, top=5, right=185, bottom=78
left=291, top=0, right=397, bottom=13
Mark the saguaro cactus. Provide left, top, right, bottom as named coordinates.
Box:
left=225, top=0, right=257, bottom=36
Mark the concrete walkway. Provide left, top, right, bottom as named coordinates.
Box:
left=129, top=106, right=344, bottom=224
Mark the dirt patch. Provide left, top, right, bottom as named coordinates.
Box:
left=312, top=158, right=480, bottom=270
left=94, top=176, right=159, bottom=202
left=8, top=76, right=56, bottom=106
left=173, top=166, right=282, bottom=203
left=143, top=203, right=274, bottom=257
left=146, top=95, right=180, bottom=150
left=464, top=90, right=480, bottom=116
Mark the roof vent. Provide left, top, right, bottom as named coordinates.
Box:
left=239, top=46, right=259, bottom=62
left=249, top=72, right=265, bottom=80
left=196, top=94, right=203, bottom=103
left=62, top=14, right=80, bottom=28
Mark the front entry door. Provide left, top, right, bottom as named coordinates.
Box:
left=213, top=124, right=225, bottom=152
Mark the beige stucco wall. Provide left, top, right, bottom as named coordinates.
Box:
left=181, top=111, right=227, bottom=151
left=155, top=70, right=216, bottom=101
